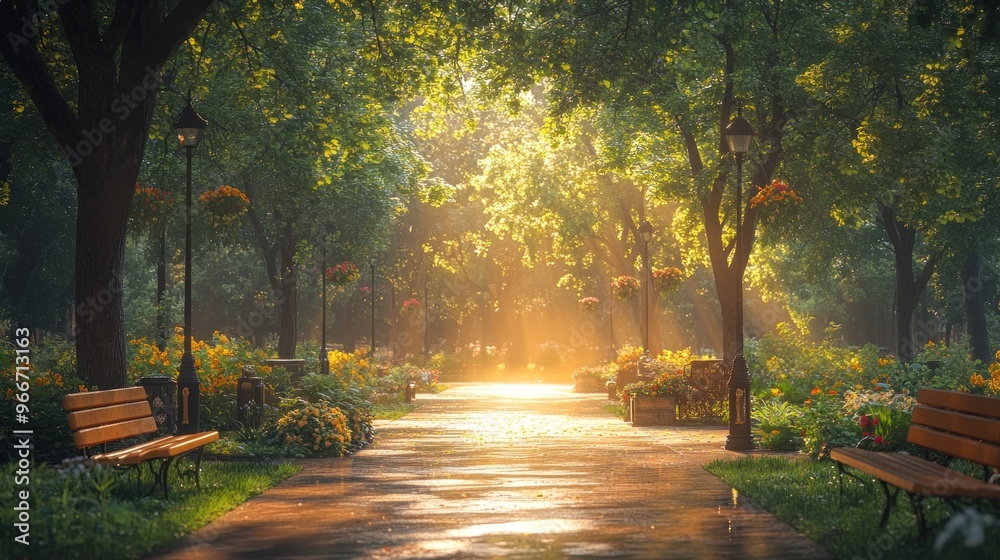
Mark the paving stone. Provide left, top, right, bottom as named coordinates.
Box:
left=148, top=383, right=833, bottom=559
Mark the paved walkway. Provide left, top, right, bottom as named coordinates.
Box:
left=149, top=383, right=832, bottom=559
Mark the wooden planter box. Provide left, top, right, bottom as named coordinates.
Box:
left=573, top=376, right=605, bottom=393
left=630, top=396, right=677, bottom=426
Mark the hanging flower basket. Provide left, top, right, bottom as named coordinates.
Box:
left=578, top=296, right=600, bottom=312
left=749, top=178, right=802, bottom=209
left=130, top=184, right=173, bottom=229
left=198, top=185, right=250, bottom=226
left=401, top=298, right=422, bottom=315
left=325, top=261, right=361, bottom=286
left=652, top=267, right=684, bottom=295
left=611, top=276, right=640, bottom=301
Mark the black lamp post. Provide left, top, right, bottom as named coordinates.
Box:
left=423, top=276, right=430, bottom=359
left=173, top=94, right=207, bottom=435
left=608, top=279, right=615, bottom=362
left=369, top=258, right=377, bottom=357
left=639, top=220, right=653, bottom=358
left=724, top=104, right=755, bottom=451
left=319, top=242, right=330, bottom=376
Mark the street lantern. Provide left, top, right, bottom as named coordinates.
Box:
left=173, top=94, right=207, bottom=435
left=723, top=103, right=754, bottom=451
left=639, top=220, right=653, bottom=243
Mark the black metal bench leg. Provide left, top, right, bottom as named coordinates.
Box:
left=908, top=494, right=928, bottom=541
left=193, top=447, right=206, bottom=490
left=878, top=480, right=899, bottom=527
left=158, top=458, right=173, bottom=500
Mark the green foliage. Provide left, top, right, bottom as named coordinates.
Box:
left=752, top=398, right=804, bottom=451
left=798, top=395, right=861, bottom=460
left=571, top=365, right=616, bottom=382
left=270, top=398, right=353, bottom=458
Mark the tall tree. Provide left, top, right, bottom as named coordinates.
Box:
left=0, top=1, right=214, bottom=388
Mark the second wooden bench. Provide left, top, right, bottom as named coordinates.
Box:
left=63, top=386, right=219, bottom=499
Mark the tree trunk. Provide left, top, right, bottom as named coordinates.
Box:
left=878, top=202, right=939, bottom=364
left=963, top=249, right=992, bottom=364
left=156, top=222, right=167, bottom=350
left=74, top=162, right=136, bottom=389
left=339, top=302, right=357, bottom=352
left=276, top=226, right=298, bottom=359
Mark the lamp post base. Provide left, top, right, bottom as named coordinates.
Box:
left=725, top=353, right=754, bottom=451
left=176, top=352, right=201, bottom=435
left=725, top=434, right=754, bottom=451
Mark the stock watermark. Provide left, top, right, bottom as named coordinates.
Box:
left=11, top=327, right=33, bottom=547
left=4, top=0, right=70, bottom=54
left=62, top=65, right=162, bottom=168
left=64, top=274, right=124, bottom=338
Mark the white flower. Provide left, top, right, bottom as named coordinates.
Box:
left=934, top=507, right=997, bottom=551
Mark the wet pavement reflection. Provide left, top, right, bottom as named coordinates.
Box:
left=150, top=383, right=832, bottom=559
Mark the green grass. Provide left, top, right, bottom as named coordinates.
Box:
left=1, top=459, right=301, bottom=559
left=705, top=455, right=1000, bottom=560
left=604, top=403, right=627, bottom=420
left=372, top=401, right=419, bottom=420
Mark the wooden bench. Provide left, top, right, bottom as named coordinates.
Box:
left=62, top=387, right=219, bottom=499
left=830, top=388, right=1000, bottom=536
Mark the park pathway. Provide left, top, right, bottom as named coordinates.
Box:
left=149, top=383, right=832, bottom=559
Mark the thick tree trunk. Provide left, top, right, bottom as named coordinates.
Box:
left=963, top=250, right=992, bottom=364
left=74, top=163, right=136, bottom=389
left=277, top=227, right=298, bottom=359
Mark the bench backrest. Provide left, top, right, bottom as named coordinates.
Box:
left=62, top=387, right=158, bottom=449
left=908, top=388, right=1000, bottom=469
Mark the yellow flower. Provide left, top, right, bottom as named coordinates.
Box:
left=971, top=373, right=987, bottom=387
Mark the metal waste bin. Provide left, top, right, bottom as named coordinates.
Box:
left=237, top=366, right=266, bottom=430
left=136, top=375, right=177, bottom=434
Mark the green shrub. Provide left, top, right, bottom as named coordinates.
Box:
left=752, top=398, right=804, bottom=451
left=270, top=398, right=352, bottom=458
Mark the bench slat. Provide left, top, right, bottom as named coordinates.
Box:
left=137, top=431, right=220, bottom=460
left=912, top=405, right=1000, bottom=445
left=916, top=388, right=1000, bottom=419
left=907, top=425, right=1000, bottom=469
left=91, top=431, right=219, bottom=466
left=67, top=401, right=153, bottom=431
left=62, top=387, right=148, bottom=412
left=72, top=417, right=159, bottom=449
left=830, top=447, right=1000, bottom=500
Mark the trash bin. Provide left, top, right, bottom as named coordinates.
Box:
left=237, top=366, right=266, bottom=430
left=404, top=381, right=417, bottom=403
left=264, top=358, right=305, bottom=383
left=136, top=375, right=177, bottom=434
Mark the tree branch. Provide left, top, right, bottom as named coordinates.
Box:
left=0, top=2, right=80, bottom=148
left=121, top=0, right=215, bottom=88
